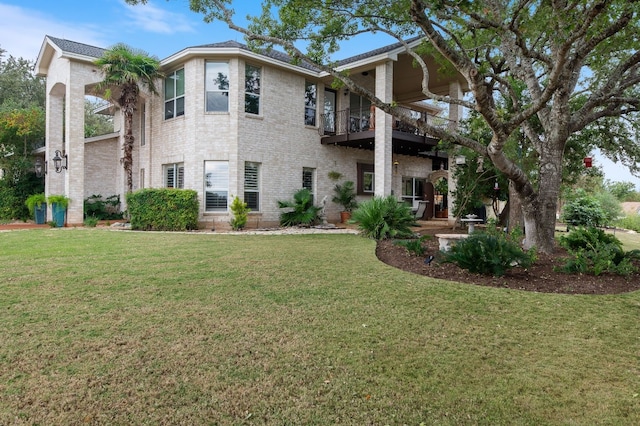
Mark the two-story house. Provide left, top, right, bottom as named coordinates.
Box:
left=34, top=36, right=468, bottom=228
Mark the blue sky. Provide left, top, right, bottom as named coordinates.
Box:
left=1, top=0, right=638, bottom=188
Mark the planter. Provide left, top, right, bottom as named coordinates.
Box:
left=435, top=209, right=448, bottom=218
left=51, top=202, right=66, bottom=227
left=34, top=204, right=47, bottom=224
left=340, top=211, right=352, bottom=223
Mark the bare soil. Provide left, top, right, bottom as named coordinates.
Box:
left=376, top=227, right=640, bottom=295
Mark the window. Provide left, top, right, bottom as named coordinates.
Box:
left=402, top=177, right=426, bottom=206
left=302, top=167, right=315, bottom=203
left=165, top=163, right=184, bottom=188
left=206, top=61, right=229, bottom=112
left=245, top=64, right=261, bottom=115
left=304, top=81, right=317, bottom=126
left=140, top=168, right=145, bottom=189
left=349, top=93, right=371, bottom=132
left=244, top=162, right=260, bottom=210
left=204, top=161, right=229, bottom=211
left=357, top=163, right=375, bottom=195
left=164, top=69, right=185, bottom=120
left=140, top=103, right=146, bottom=146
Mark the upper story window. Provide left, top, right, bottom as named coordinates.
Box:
left=304, top=81, right=317, bottom=126
left=206, top=61, right=230, bottom=112
left=245, top=64, right=261, bottom=115
left=164, top=69, right=185, bottom=120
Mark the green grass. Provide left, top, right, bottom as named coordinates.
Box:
left=1, top=229, right=639, bottom=425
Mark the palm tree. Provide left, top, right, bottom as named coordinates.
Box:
left=94, top=44, right=162, bottom=192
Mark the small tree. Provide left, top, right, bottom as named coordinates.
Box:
left=561, top=192, right=605, bottom=228
left=229, top=196, right=250, bottom=230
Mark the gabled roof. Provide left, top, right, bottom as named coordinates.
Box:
left=47, top=36, right=106, bottom=58
left=336, top=36, right=422, bottom=67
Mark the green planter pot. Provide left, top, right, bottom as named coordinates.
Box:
left=34, top=204, right=47, bottom=224
left=51, top=202, right=66, bottom=227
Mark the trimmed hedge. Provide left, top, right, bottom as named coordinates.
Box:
left=126, top=189, right=199, bottom=231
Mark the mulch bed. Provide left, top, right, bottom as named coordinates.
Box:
left=376, top=227, right=640, bottom=295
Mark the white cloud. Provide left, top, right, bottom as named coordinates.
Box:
left=0, top=3, right=107, bottom=62
left=122, top=0, right=196, bottom=35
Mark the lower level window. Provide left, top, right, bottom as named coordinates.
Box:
left=204, top=161, right=229, bottom=211
left=165, top=163, right=184, bottom=188
left=357, top=163, right=374, bottom=195
left=244, top=162, right=260, bottom=210
left=302, top=167, right=315, bottom=203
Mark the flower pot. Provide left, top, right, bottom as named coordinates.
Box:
left=34, top=204, right=47, bottom=224
left=51, top=202, right=66, bottom=227
left=340, top=211, right=351, bottom=223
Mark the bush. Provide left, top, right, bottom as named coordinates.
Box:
left=558, top=227, right=639, bottom=276
left=394, top=235, right=431, bottom=256
left=614, top=214, right=640, bottom=232
left=84, top=194, right=123, bottom=220
left=441, top=231, right=535, bottom=276
left=350, top=195, right=416, bottom=240
left=561, top=194, right=605, bottom=228
left=229, top=196, right=250, bottom=230
left=277, top=188, right=321, bottom=227
left=126, top=189, right=199, bottom=231
left=84, top=216, right=99, bottom=227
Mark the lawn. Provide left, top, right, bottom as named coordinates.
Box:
left=1, top=229, right=639, bottom=425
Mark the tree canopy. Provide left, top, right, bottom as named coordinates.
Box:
left=126, top=0, right=640, bottom=252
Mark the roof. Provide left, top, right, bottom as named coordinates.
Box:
left=41, top=36, right=423, bottom=74
left=46, top=36, right=107, bottom=59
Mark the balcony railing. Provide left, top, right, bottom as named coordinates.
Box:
left=319, top=106, right=454, bottom=137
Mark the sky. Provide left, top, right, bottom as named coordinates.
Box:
left=1, top=0, right=639, bottom=189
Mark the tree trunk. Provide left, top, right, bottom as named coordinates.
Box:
left=507, top=181, right=524, bottom=233
left=119, top=84, right=138, bottom=193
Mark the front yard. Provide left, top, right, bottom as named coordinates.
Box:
left=1, top=229, right=638, bottom=424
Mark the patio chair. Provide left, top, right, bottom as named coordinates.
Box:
left=414, top=200, right=428, bottom=220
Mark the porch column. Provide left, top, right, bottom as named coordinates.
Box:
left=448, top=81, right=464, bottom=127
left=45, top=86, right=65, bottom=215
left=374, top=60, right=394, bottom=197
left=64, top=74, right=86, bottom=225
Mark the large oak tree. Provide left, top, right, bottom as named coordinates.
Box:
left=129, top=0, right=640, bottom=253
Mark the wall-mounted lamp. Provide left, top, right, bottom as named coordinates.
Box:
left=34, top=158, right=47, bottom=177
left=393, top=160, right=399, bottom=174
left=52, top=150, right=68, bottom=173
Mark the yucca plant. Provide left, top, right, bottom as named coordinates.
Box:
left=350, top=195, right=415, bottom=240
left=277, top=188, right=321, bottom=227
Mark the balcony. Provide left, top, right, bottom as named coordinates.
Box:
left=319, top=107, right=453, bottom=158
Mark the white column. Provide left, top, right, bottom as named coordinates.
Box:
left=64, top=74, right=86, bottom=225
left=374, top=60, right=394, bottom=197
left=448, top=81, right=463, bottom=126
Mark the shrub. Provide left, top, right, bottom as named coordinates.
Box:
left=561, top=194, right=605, bottom=228
left=558, top=227, right=639, bottom=276
left=441, top=232, right=535, bottom=276
left=126, top=189, right=199, bottom=231
left=394, top=235, right=431, bottom=256
left=84, top=216, right=99, bottom=227
left=84, top=194, right=123, bottom=220
left=332, top=181, right=358, bottom=212
left=277, top=188, right=321, bottom=227
left=229, top=196, right=250, bottom=230
left=350, top=195, right=416, bottom=240
left=614, top=214, right=640, bottom=232
left=47, top=194, right=70, bottom=209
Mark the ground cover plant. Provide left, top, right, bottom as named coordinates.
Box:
left=1, top=229, right=639, bottom=424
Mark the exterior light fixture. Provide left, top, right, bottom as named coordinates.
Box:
left=34, top=158, right=46, bottom=177
left=52, top=150, right=68, bottom=173
left=393, top=160, right=399, bottom=174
